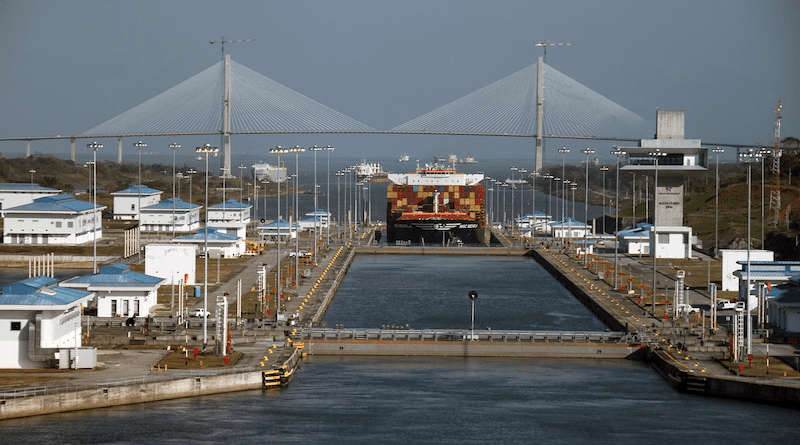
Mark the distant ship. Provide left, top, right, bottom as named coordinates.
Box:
left=460, top=155, right=477, bottom=164
left=386, top=159, right=486, bottom=245
left=355, top=160, right=387, bottom=182
left=398, top=153, right=410, bottom=162
left=252, top=162, right=287, bottom=183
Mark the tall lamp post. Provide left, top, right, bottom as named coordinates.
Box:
left=269, top=146, right=288, bottom=323
left=712, top=148, right=724, bottom=257
left=29, top=169, right=35, bottom=186
left=649, top=148, right=666, bottom=314
left=134, top=141, right=147, bottom=261
left=510, top=166, right=517, bottom=229
left=292, top=147, right=304, bottom=287
left=558, top=148, right=570, bottom=224
left=195, top=143, right=218, bottom=348
left=600, top=166, right=609, bottom=234
left=611, top=146, right=626, bottom=290
left=543, top=174, right=553, bottom=220
left=238, top=165, right=247, bottom=223
left=170, top=143, right=180, bottom=240
left=324, top=145, right=334, bottom=244
left=518, top=168, right=527, bottom=225
left=739, top=148, right=762, bottom=356
left=582, top=148, right=595, bottom=268
left=87, top=142, right=102, bottom=273
left=758, top=147, right=771, bottom=248
left=468, top=290, right=478, bottom=341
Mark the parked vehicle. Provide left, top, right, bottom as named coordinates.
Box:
left=717, top=299, right=736, bottom=310
left=192, top=309, right=210, bottom=318
left=676, top=303, right=700, bottom=314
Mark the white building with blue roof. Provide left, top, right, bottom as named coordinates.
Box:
left=61, top=263, right=165, bottom=318
left=1, top=194, right=105, bottom=245
left=767, top=277, right=800, bottom=333
left=258, top=218, right=297, bottom=243
left=0, top=183, right=61, bottom=211
left=617, top=223, right=652, bottom=255
left=550, top=218, right=591, bottom=239
left=297, top=209, right=330, bottom=231
left=172, top=227, right=245, bottom=258
left=140, top=197, right=201, bottom=232
left=111, top=185, right=163, bottom=220
left=0, top=276, right=94, bottom=368
left=208, top=199, right=251, bottom=238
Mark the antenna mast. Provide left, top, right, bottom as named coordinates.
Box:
left=770, top=100, right=782, bottom=225
left=209, top=37, right=255, bottom=178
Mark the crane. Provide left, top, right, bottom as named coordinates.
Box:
left=770, top=100, right=782, bottom=226
left=534, top=40, right=571, bottom=63
left=210, top=37, right=255, bottom=58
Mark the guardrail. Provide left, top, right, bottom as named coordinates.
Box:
left=311, top=246, right=356, bottom=323
left=299, top=328, right=629, bottom=344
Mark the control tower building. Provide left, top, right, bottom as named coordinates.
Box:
left=620, top=110, right=708, bottom=259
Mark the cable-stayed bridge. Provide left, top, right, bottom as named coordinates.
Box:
left=4, top=56, right=657, bottom=173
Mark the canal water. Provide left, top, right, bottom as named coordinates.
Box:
left=2, top=254, right=798, bottom=443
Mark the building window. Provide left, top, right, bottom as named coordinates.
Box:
left=68, top=221, right=74, bottom=228
left=11, top=321, right=21, bottom=331
left=55, top=222, right=62, bottom=228
left=111, top=300, right=117, bottom=315
left=658, top=234, right=669, bottom=244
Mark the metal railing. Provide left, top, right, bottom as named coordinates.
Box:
left=300, top=328, right=628, bottom=344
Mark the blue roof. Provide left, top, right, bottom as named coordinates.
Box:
left=3, top=194, right=103, bottom=213
left=209, top=199, right=250, bottom=210
left=259, top=218, right=297, bottom=229
left=0, top=183, right=60, bottom=193
left=112, top=185, right=163, bottom=195
left=618, top=223, right=652, bottom=237
left=0, top=276, right=91, bottom=306
left=67, top=263, right=163, bottom=286
left=550, top=218, right=588, bottom=228
left=177, top=227, right=240, bottom=241
left=142, top=197, right=200, bottom=211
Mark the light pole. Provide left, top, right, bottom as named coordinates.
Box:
left=170, top=143, right=180, bottom=240
left=195, top=143, right=218, bottom=348
left=649, top=148, right=666, bottom=314
left=308, top=146, right=323, bottom=265
left=87, top=142, right=102, bottom=273
left=325, top=145, right=334, bottom=244
left=531, top=171, right=537, bottom=243
left=558, top=147, right=570, bottom=223
left=335, top=171, right=344, bottom=240
left=510, top=166, right=517, bottom=229
left=543, top=174, right=553, bottom=220
left=582, top=148, right=595, bottom=267
left=712, top=148, right=724, bottom=257
left=292, top=147, right=304, bottom=287
left=758, top=147, right=771, bottom=248
left=269, top=146, right=289, bottom=323
left=611, top=146, right=626, bottom=291
left=740, top=148, right=762, bottom=356
left=502, top=182, right=508, bottom=229
left=238, top=165, right=247, bottom=223
left=134, top=141, right=147, bottom=261
left=518, top=168, right=527, bottom=226
left=600, top=166, right=608, bottom=234
left=468, top=290, right=478, bottom=341
left=29, top=169, right=35, bottom=186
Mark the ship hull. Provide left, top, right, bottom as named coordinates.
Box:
left=386, top=219, right=484, bottom=244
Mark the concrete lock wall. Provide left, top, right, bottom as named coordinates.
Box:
left=0, top=371, right=263, bottom=420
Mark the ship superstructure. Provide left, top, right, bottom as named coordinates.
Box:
left=386, top=160, right=486, bottom=245
left=252, top=162, right=287, bottom=183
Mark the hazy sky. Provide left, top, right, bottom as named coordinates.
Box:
left=1, top=0, right=797, bottom=163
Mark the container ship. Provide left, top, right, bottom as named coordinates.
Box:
left=386, top=160, right=486, bottom=245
